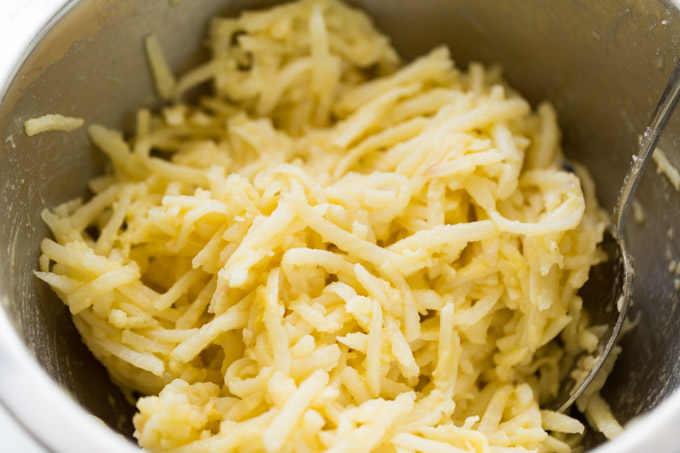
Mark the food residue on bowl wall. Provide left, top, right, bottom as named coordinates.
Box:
left=24, top=113, right=84, bottom=136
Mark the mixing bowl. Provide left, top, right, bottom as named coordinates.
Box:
left=1, top=1, right=679, bottom=452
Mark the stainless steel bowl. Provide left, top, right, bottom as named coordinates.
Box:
left=1, top=1, right=679, bottom=452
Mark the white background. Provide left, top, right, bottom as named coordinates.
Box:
left=0, top=405, right=43, bottom=453
left=1, top=0, right=62, bottom=451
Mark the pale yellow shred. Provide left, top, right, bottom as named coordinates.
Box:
left=652, top=147, right=680, bottom=191
left=631, top=199, right=645, bottom=225
left=145, top=33, right=177, bottom=101
left=24, top=113, right=84, bottom=136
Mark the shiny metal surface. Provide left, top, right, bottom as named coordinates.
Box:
left=555, top=56, right=680, bottom=413
left=614, top=58, right=680, bottom=233
left=1, top=0, right=680, bottom=452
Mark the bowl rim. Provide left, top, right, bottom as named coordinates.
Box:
left=0, top=1, right=679, bottom=452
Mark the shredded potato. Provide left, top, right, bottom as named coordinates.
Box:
left=35, top=0, right=622, bottom=451
left=145, top=33, right=177, bottom=101
left=652, top=147, right=680, bottom=191
left=24, top=113, right=84, bottom=136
